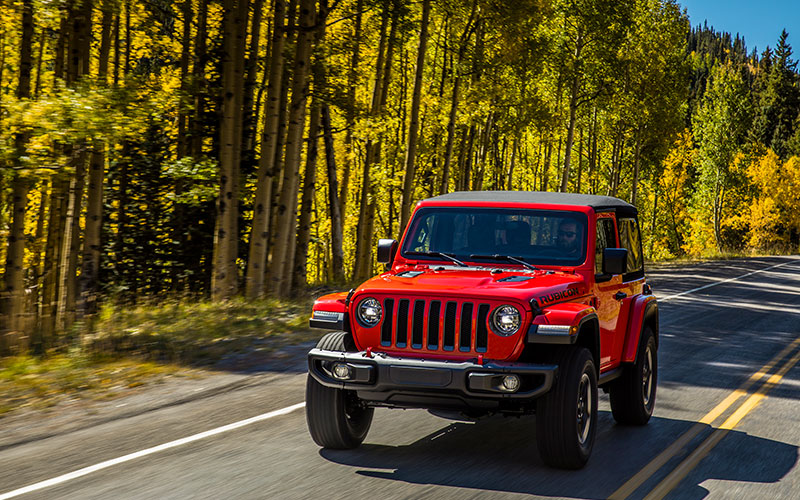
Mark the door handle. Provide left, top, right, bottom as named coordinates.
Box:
left=614, top=291, right=627, bottom=301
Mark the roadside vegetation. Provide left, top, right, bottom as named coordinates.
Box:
left=0, top=351, right=182, bottom=417
left=0, top=295, right=319, bottom=417
left=89, top=296, right=316, bottom=363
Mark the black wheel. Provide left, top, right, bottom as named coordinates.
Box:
left=609, top=327, right=657, bottom=425
left=536, top=347, right=598, bottom=469
left=306, top=332, right=374, bottom=449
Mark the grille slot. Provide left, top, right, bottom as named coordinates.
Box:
left=396, top=299, right=410, bottom=347
left=476, top=304, right=490, bottom=352
left=427, top=301, right=441, bottom=349
left=381, top=298, right=395, bottom=346
left=412, top=300, right=425, bottom=348
left=443, top=302, right=458, bottom=350
left=373, top=298, right=501, bottom=355
left=459, top=303, right=474, bottom=351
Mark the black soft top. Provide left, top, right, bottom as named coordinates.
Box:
left=424, top=191, right=637, bottom=216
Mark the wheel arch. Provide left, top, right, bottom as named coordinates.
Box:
left=622, top=296, right=658, bottom=363
left=575, top=314, right=600, bottom=377
left=526, top=303, right=599, bottom=374
left=643, top=300, right=659, bottom=350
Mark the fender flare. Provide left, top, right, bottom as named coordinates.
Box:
left=309, top=291, right=351, bottom=331
left=622, top=296, right=658, bottom=363
left=576, top=313, right=601, bottom=376
left=529, top=303, right=600, bottom=374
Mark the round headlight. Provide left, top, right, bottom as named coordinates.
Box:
left=491, top=305, right=521, bottom=336
left=357, top=297, right=382, bottom=327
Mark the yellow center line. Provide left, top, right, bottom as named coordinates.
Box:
left=643, top=347, right=800, bottom=500
left=608, top=336, right=800, bottom=500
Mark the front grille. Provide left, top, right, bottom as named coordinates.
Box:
left=381, top=298, right=490, bottom=354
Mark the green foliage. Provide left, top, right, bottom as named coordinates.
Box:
left=163, top=156, right=219, bottom=206
left=750, top=30, right=800, bottom=157
left=690, top=63, right=752, bottom=251
left=0, top=84, right=125, bottom=172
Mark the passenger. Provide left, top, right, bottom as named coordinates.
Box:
left=504, top=221, right=531, bottom=256
left=467, top=222, right=495, bottom=254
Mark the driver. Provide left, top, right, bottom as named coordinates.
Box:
left=557, top=220, right=580, bottom=257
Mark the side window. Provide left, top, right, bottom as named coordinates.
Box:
left=595, top=218, right=616, bottom=274
left=618, top=218, right=644, bottom=278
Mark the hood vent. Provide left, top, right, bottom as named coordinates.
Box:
left=496, top=275, right=533, bottom=282
left=396, top=270, right=424, bottom=278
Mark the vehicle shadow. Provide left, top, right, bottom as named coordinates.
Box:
left=319, top=411, right=798, bottom=499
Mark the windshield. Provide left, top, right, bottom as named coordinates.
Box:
left=401, top=207, right=587, bottom=266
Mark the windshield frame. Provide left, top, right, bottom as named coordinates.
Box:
left=399, top=206, right=589, bottom=267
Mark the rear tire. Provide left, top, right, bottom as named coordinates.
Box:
left=306, top=332, right=374, bottom=449
left=609, top=327, right=657, bottom=425
left=536, top=347, right=597, bottom=469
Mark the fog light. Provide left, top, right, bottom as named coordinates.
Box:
left=331, top=362, right=352, bottom=380
left=501, top=375, right=520, bottom=392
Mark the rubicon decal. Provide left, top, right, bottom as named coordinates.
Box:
left=539, top=287, right=580, bottom=304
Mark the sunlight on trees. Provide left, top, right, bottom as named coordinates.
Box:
left=1, top=0, right=800, bottom=354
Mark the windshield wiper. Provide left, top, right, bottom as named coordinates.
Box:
left=469, top=254, right=538, bottom=271
left=406, top=251, right=468, bottom=267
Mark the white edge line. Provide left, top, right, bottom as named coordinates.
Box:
left=659, top=259, right=800, bottom=302
left=0, top=402, right=306, bottom=500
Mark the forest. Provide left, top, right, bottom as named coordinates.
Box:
left=1, top=0, right=800, bottom=356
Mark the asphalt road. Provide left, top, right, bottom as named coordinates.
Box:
left=2, top=256, right=800, bottom=499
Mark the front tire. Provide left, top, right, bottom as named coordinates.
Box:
left=609, top=327, right=657, bottom=425
left=536, top=347, right=598, bottom=469
left=306, top=332, right=374, bottom=449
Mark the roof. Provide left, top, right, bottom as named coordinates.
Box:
left=423, top=191, right=637, bottom=214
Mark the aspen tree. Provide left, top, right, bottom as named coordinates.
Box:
left=1, top=0, right=34, bottom=353
left=399, top=0, right=431, bottom=236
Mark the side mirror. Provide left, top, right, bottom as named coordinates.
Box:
left=603, top=248, right=628, bottom=275
left=377, top=239, right=399, bottom=264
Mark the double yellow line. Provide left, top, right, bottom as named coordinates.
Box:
left=609, top=335, right=800, bottom=500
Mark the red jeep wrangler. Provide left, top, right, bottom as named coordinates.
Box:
left=305, top=191, right=658, bottom=469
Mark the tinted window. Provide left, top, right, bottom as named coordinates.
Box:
left=595, top=217, right=616, bottom=274
left=618, top=218, right=643, bottom=274
left=402, top=208, right=588, bottom=266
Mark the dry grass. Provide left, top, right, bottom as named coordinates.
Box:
left=1, top=295, right=321, bottom=418
left=88, top=296, right=318, bottom=364
left=646, top=249, right=799, bottom=267
left=0, top=351, right=183, bottom=417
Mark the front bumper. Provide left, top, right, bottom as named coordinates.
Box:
left=308, top=348, right=557, bottom=410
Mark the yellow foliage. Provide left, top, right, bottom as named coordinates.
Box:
left=659, top=130, right=694, bottom=254
left=744, top=151, right=800, bottom=250
left=746, top=149, right=780, bottom=192
left=779, top=156, right=800, bottom=230
left=747, top=196, right=783, bottom=249
left=683, top=213, right=717, bottom=256
left=648, top=235, right=676, bottom=261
